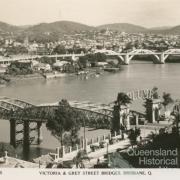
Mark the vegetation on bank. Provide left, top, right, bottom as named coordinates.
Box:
left=0, top=74, right=11, bottom=84
left=78, top=53, right=107, bottom=67
left=0, top=142, right=16, bottom=158
left=6, top=61, right=33, bottom=75
left=1, top=51, right=120, bottom=79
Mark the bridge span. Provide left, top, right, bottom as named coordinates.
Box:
left=102, top=49, right=180, bottom=65
left=0, top=96, right=146, bottom=150
left=1, top=49, right=180, bottom=66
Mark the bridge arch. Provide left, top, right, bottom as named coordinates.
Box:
left=94, top=49, right=124, bottom=64
left=164, top=49, right=180, bottom=54
left=163, top=48, right=180, bottom=62
left=127, top=49, right=160, bottom=64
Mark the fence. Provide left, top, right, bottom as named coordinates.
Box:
left=52, top=130, right=124, bottom=160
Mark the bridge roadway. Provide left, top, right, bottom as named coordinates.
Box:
left=0, top=54, right=84, bottom=65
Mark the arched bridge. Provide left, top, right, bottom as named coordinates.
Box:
left=2, top=49, right=180, bottom=66
left=102, top=48, right=180, bottom=65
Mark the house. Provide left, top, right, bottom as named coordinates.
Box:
left=34, top=63, right=51, bottom=72
left=52, top=60, right=70, bottom=71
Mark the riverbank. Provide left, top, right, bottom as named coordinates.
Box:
left=0, top=68, right=106, bottom=84
left=8, top=73, right=45, bottom=82
left=0, top=73, right=45, bottom=85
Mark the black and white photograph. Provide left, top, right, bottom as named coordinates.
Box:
left=0, top=0, right=180, bottom=177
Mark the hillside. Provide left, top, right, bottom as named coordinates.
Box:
left=97, top=23, right=147, bottom=33
left=98, top=23, right=180, bottom=35
left=147, top=25, right=180, bottom=34
left=165, top=25, right=180, bottom=34
left=18, top=21, right=95, bottom=42
left=1, top=20, right=180, bottom=41
left=149, top=26, right=172, bottom=31
left=0, top=21, right=20, bottom=33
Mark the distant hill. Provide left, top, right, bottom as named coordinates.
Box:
left=149, top=26, right=172, bottom=31
left=98, top=23, right=180, bottom=35
left=147, top=25, right=180, bottom=34
left=19, top=21, right=96, bottom=42
left=0, top=21, right=20, bottom=33
left=1, top=20, right=180, bottom=41
left=165, top=25, right=180, bottom=34
left=97, top=23, right=147, bottom=33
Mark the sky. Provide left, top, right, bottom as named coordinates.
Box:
left=0, top=0, right=180, bottom=27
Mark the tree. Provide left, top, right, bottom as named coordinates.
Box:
left=128, top=128, right=141, bottom=148
left=7, top=61, right=33, bottom=75
left=124, top=42, right=134, bottom=51
left=94, top=52, right=107, bottom=62
left=39, top=56, right=56, bottom=65
left=5, top=46, right=28, bottom=55
left=111, top=93, right=132, bottom=135
left=80, top=53, right=107, bottom=67
left=152, top=86, right=159, bottom=99
left=116, top=92, right=132, bottom=106
left=78, top=56, right=88, bottom=68
left=171, top=103, right=180, bottom=136
left=162, top=92, right=173, bottom=111
left=46, top=99, right=82, bottom=148
left=0, top=142, right=16, bottom=157
left=112, top=103, right=120, bottom=132
left=63, top=110, right=87, bottom=147
left=53, top=45, right=66, bottom=54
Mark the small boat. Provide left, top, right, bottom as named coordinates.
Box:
left=103, top=67, right=120, bottom=72
left=43, top=72, right=67, bottom=79
left=77, top=70, right=88, bottom=75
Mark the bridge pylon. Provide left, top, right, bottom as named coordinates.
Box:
left=124, top=54, right=130, bottom=65
left=23, top=120, right=30, bottom=154
left=37, top=122, right=43, bottom=145
left=158, top=53, right=166, bottom=64
left=10, top=119, right=16, bottom=148
left=9, top=118, right=43, bottom=152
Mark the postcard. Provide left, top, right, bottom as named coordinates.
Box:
left=0, top=0, right=180, bottom=179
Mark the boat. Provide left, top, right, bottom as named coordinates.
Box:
left=43, top=72, right=67, bottom=79
left=103, top=67, right=120, bottom=72
left=77, top=70, right=88, bottom=75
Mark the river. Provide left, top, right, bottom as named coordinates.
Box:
left=0, top=60, right=180, bottom=160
